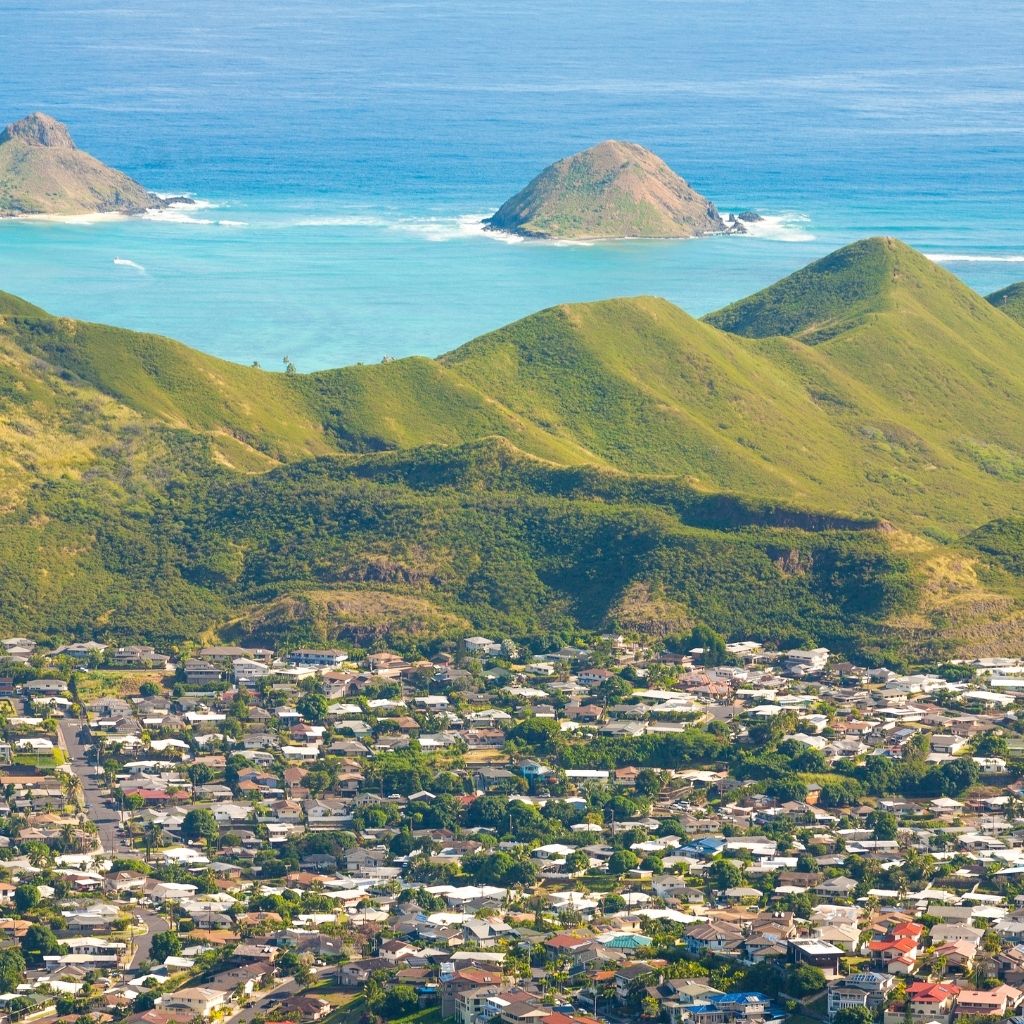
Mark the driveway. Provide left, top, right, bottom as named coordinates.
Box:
left=228, top=976, right=299, bottom=1023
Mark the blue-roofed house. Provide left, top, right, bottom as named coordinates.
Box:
left=681, top=837, right=726, bottom=858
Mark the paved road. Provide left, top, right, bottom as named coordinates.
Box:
left=130, top=906, right=172, bottom=968
left=57, top=720, right=174, bottom=970
left=57, top=718, right=127, bottom=855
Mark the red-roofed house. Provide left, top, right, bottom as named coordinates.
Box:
left=870, top=923, right=925, bottom=975
left=900, top=982, right=959, bottom=1024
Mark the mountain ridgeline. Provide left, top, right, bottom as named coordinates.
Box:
left=3, top=237, right=1024, bottom=660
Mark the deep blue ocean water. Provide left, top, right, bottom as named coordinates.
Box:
left=1, top=0, right=1023, bottom=368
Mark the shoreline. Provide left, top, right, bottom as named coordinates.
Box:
left=0, top=195, right=203, bottom=226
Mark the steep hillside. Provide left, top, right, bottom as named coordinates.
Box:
left=298, top=360, right=592, bottom=465
left=441, top=296, right=866, bottom=498
left=484, top=140, right=727, bottom=240
left=704, top=236, right=902, bottom=342
left=2, top=426, right=914, bottom=660
left=988, top=282, right=1024, bottom=326
left=8, top=239, right=1024, bottom=532
left=0, top=305, right=332, bottom=469
left=0, top=300, right=592, bottom=472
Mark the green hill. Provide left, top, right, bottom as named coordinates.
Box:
left=5, top=237, right=1024, bottom=658
left=703, top=236, right=900, bottom=342
left=988, top=281, right=1024, bottom=326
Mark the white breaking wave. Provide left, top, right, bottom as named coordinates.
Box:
left=113, top=257, right=145, bottom=272
left=927, top=253, right=1024, bottom=264
left=142, top=207, right=215, bottom=225
left=217, top=219, right=249, bottom=227
left=291, top=214, right=393, bottom=228
left=1, top=195, right=226, bottom=228
left=400, top=213, right=525, bottom=244
left=288, top=209, right=815, bottom=245
left=725, top=212, right=816, bottom=242
left=151, top=193, right=216, bottom=210
left=286, top=211, right=596, bottom=245
left=141, top=195, right=231, bottom=225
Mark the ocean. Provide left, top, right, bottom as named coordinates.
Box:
left=1, top=0, right=1023, bottom=369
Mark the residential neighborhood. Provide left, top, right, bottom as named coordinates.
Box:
left=2, top=632, right=1024, bottom=1024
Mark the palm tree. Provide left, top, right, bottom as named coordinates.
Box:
left=59, top=823, right=77, bottom=853
left=56, top=770, right=79, bottom=811
left=122, top=816, right=141, bottom=853
left=27, top=842, right=53, bottom=869
left=143, top=823, right=166, bottom=863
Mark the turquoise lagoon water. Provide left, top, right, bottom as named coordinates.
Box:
left=1, top=0, right=1023, bottom=369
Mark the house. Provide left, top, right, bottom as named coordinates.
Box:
left=685, top=923, right=743, bottom=955
left=456, top=984, right=505, bottom=1024
left=184, top=660, right=222, bottom=685
left=441, top=967, right=504, bottom=1019
left=233, top=657, right=269, bottom=684
left=346, top=847, right=390, bottom=871
left=212, top=961, right=275, bottom=995
left=785, top=648, right=830, bottom=673
left=51, top=641, right=107, bottom=661
left=681, top=837, right=726, bottom=859
left=827, top=973, right=894, bottom=1019
left=789, top=939, right=843, bottom=977
left=931, top=735, right=968, bottom=756
left=544, top=934, right=594, bottom=964
left=869, top=924, right=923, bottom=975
left=931, top=940, right=978, bottom=973
left=275, top=996, right=331, bottom=1021
left=473, top=767, right=517, bottom=791
left=199, top=645, right=272, bottom=664
left=615, top=964, right=658, bottom=1003
left=814, top=876, right=857, bottom=899
left=160, top=987, right=229, bottom=1017
left=112, top=645, right=170, bottom=668
left=464, top=637, right=503, bottom=657
left=952, top=985, right=1023, bottom=1018
left=289, top=649, right=348, bottom=668
left=499, top=998, right=555, bottom=1024
left=305, top=798, right=348, bottom=829
left=683, top=992, right=773, bottom=1024
left=890, top=981, right=959, bottom=1024
left=811, top=924, right=860, bottom=953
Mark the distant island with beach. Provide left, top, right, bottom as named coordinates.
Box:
left=0, top=112, right=192, bottom=218
left=484, top=140, right=758, bottom=241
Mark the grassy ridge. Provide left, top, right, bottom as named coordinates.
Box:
left=704, top=237, right=899, bottom=342
left=8, top=241, right=1024, bottom=530
left=3, top=239, right=1024, bottom=656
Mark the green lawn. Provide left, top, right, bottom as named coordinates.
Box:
left=313, top=996, right=440, bottom=1024
left=74, top=670, right=166, bottom=702
left=386, top=1007, right=443, bottom=1024
left=13, top=750, right=66, bottom=768
left=318, top=995, right=365, bottom=1024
